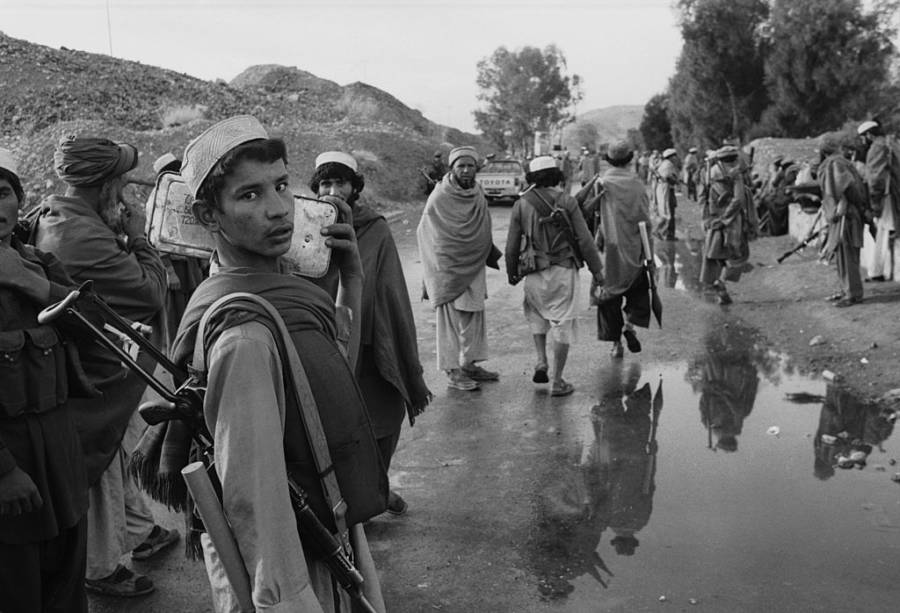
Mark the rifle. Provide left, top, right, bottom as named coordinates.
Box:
left=520, top=184, right=584, bottom=265
left=38, top=284, right=379, bottom=613
left=419, top=168, right=438, bottom=186
left=776, top=209, right=824, bottom=263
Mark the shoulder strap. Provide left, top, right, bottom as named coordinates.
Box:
left=522, top=187, right=556, bottom=217
left=192, top=292, right=349, bottom=540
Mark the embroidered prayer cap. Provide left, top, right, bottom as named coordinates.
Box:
left=606, top=140, right=632, bottom=163
left=315, top=151, right=358, bottom=173
left=181, top=115, right=268, bottom=198
left=0, top=148, right=20, bottom=180
left=857, top=120, right=879, bottom=136
left=153, top=152, right=179, bottom=175
left=448, top=146, right=479, bottom=168
left=662, top=148, right=677, bottom=159
left=54, top=136, right=138, bottom=187
left=528, top=155, right=558, bottom=173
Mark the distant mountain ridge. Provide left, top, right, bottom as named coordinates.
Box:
left=0, top=32, right=488, bottom=205
left=561, top=104, right=644, bottom=150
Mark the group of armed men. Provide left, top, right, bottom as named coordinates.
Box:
left=2, top=112, right=898, bottom=612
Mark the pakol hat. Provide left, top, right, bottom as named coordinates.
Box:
left=448, top=146, right=479, bottom=168
left=528, top=155, right=557, bottom=173
left=662, top=148, right=677, bottom=159
left=182, top=115, right=268, bottom=198
left=857, top=120, right=879, bottom=136
left=0, top=148, right=20, bottom=180
left=153, top=152, right=178, bottom=175
left=606, top=140, right=632, bottom=163
left=315, top=151, right=358, bottom=173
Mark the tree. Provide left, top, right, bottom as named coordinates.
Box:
left=570, top=120, right=599, bottom=150
left=474, top=45, right=583, bottom=155
left=668, top=0, right=769, bottom=147
left=760, top=0, right=899, bottom=137
left=639, top=93, right=674, bottom=151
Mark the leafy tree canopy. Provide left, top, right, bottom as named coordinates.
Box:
left=640, top=93, right=674, bottom=151
left=474, top=45, right=582, bottom=155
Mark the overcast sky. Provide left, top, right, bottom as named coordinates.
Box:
left=2, top=0, right=683, bottom=132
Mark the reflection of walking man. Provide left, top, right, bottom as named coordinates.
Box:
left=417, top=146, right=500, bottom=391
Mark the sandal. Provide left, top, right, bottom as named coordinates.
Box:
left=532, top=364, right=549, bottom=383
left=85, top=565, right=155, bottom=598
left=551, top=380, right=575, bottom=397
left=622, top=329, right=642, bottom=353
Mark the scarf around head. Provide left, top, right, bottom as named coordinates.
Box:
left=54, top=136, right=137, bottom=186
left=416, top=174, right=493, bottom=308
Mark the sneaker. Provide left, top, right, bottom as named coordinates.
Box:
left=131, top=525, right=179, bottom=561
left=447, top=370, right=480, bottom=391
left=386, top=490, right=408, bottom=516
left=461, top=364, right=500, bottom=381
left=622, top=329, right=642, bottom=353
left=85, top=565, right=155, bottom=597
left=610, top=342, right=624, bottom=359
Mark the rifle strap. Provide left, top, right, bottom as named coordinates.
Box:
left=192, top=292, right=350, bottom=543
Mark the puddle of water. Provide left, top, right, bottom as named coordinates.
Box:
left=524, top=323, right=900, bottom=611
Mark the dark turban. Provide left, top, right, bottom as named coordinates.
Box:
left=54, top=136, right=138, bottom=186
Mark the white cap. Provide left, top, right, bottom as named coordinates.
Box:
left=662, top=148, right=677, bottom=159
left=857, top=120, right=879, bottom=136
left=0, top=148, right=20, bottom=179
left=315, top=151, right=358, bottom=172
left=182, top=115, right=269, bottom=197
left=153, top=152, right=178, bottom=175
left=529, top=155, right=558, bottom=173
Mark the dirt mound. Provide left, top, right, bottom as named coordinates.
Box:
left=0, top=32, right=491, bottom=206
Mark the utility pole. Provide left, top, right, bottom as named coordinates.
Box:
left=106, top=0, right=113, bottom=55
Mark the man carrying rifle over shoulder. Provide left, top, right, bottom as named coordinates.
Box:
left=175, top=115, right=386, bottom=612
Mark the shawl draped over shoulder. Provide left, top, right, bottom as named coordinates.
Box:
left=354, top=205, right=432, bottom=424
left=416, top=174, right=493, bottom=308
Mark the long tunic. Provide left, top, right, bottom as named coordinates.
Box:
left=864, top=135, right=900, bottom=231
left=818, top=154, right=866, bottom=257
left=654, top=158, right=678, bottom=218
left=34, top=194, right=167, bottom=483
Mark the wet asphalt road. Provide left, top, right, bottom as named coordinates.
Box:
left=90, top=203, right=900, bottom=613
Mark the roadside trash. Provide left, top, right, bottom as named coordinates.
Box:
left=860, top=357, right=869, bottom=364
left=809, top=335, right=824, bottom=346
left=871, top=342, right=878, bottom=349
left=822, top=370, right=837, bottom=381
left=892, top=473, right=900, bottom=483
left=658, top=595, right=668, bottom=602
left=689, top=598, right=699, bottom=605
left=821, top=434, right=837, bottom=445
left=890, top=459, right=897, bottom=466
left=767, top=426, right=780, bottom=436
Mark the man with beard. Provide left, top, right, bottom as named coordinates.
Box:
left=816, top=133, right=868, bottom=307
left=309, top=151, right=432, bottom=516
left=34, top=136, right=175, bottom=597
left=858, top=120, right=899, bottom=281
left=577, top=141, right=652, bottom=359
left=417, top=146, right=500, bottom=391
left=0, top=149, right=89, bottom=612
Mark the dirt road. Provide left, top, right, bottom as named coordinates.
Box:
left=88, top=192, right=900, bottom=612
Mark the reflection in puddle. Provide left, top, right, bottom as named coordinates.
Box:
left=524, top=323, right=900, bottom=609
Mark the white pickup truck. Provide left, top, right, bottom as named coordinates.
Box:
left=476, top=159, right=526, bottom=205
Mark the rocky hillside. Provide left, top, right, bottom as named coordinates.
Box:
left=0, top=32, right=490, bottom=207
left=561, top=104, right=644, bottom=150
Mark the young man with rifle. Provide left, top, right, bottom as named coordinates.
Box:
left=174, top=115, right=386, bottom=611
left=505, top=155, right=603, bottom=396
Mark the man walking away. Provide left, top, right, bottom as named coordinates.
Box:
left=654, top=149, right=679, bottom=240
left=858, top=120, right=899, bottom=282
left=506, top=156, right=603, bottom=396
